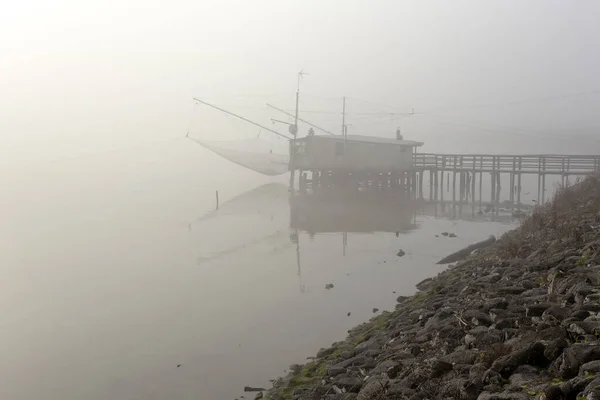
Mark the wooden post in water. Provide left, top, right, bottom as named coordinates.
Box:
left=542, top=174, right=546, bottom=204
left=495, top=170, right=501, bottom=215
left=458, top=171, right=465, bottom=206
left=537, top=157, right=542, bottom=205
left=491, top=157, right=496, bottom=211
left=429, top=170, right=434, bottom=201
left=510, top=157, right=516, bottom=210
left=452, top=156, right=457, bottom=218
left=413, top=171, right=418, bottom=201
left=517, top=157, right=522, bottom=210
left=479, top=156, right=483, bottom=212
left=216, top=190, right=219, bottom=210
left=419, top=170, right=424, bottom=200
left=542, top=157, right=546, bottom=204
left=440, top=169, right=446, bottom=212
left=471, top=157, right=477, bottom=217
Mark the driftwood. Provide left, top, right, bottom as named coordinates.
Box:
left=436, top=235, right=496, bottom=264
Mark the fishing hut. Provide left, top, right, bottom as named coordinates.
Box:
left=290, top=133, right=424, bottom=196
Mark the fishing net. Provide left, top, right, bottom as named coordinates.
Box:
left=188, top=137, right=289, bottom=176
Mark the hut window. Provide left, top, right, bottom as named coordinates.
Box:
left=400, top=147, right=407, bottom=153
left=335, top=142, right=344, bottom=156
left=295, top=141, right=307, bottom=155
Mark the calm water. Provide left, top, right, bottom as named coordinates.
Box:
left=0, top=141, right=516, bottom=400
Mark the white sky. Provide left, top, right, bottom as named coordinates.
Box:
left=2, top=0, right=600, bottom=161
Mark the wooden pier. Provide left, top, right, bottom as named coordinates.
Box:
left=412, top=153, right=600, bottom=216
left=294, top=153, right=600, bottom=219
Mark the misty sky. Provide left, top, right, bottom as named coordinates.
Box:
left=2, top=0, right=600, bottom=164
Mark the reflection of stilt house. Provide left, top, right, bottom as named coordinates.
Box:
left=290, top=192, right=417, bottom=234
left=289, top=134, right=424, bottom=195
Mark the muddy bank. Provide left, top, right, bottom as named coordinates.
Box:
left=263, top=176, right=600, bottom=400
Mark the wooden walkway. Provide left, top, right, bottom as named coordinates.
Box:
left=413, top=153, right=600, bottom=176
left=411, top=153, right=600, bottom=214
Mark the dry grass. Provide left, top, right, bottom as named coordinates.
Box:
left=494, top=175, right=600, bottom=259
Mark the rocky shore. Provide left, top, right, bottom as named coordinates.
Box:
left=264, top=176, right=600, bottom=400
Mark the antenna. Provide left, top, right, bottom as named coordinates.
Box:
left=292, top=70, right=308, bottom=138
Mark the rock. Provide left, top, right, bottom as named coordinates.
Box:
left=582, top=377, right=600, bottom=398
left=289, top=364, right=303, bottom=374
left=356, top=378, right=388, bottom=400
left=508, top=365, right=546, bottom=387
left=541, top=385, right=564, bottom=400
left=409, top=344, right=421, bottom=356
left=354, top=339, right=378, bottom=354
left=396, top=295, right=410, bottom=303
left=327, top=364, right=346, bottom=377
left=441, top=232, right=449, bottom=236
left=581, top=360, right=600, bottom=375
left=372, top=308, right=379, bottom=313
left=370, top=360, right=400, bottom=377
left=325, top=283, right=334, bottom=290
left=542, top=306, right=569, bottom=323
left=477, top=391, right=531, bottom=399
left=449, top=233, right=458, bottom=238
left=347, top=312, right=351, bottom=316
left=489, top=342, right=546, bottom=378
left=415, top=277, right=433, bottom=291
left=333, top=376, right=363, bottom=393
left=463, top=310, right=494, bottom=326
left=557, top=343, right=600, bottom=378
left=497, top=286, right=527, bottom=295
left=317, top=347, right=336, bottom=359
left=525, top=303, right=552, bottom=317
left=543, top=338, right=569, bottom=362
left=569, top=309, right=591, bottom=321
left=244, top=386, right=267, bottom=392
left=441, top=349, right=478, bottom=365
left=483, top=298, right=510, bottom=311
left=397, top=250, right=406, bottom=257
left=386, top=380, right=417, bottom=398
left=430, top=359, right=453, bottom=378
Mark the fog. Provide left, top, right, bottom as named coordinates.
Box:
left=1, top=1, right=599, bottom=399
left=2, top=0, right=600, bottom=166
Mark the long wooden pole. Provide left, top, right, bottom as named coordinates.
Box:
left=266, top=104, right=335, bottom=136
left=193, top=98, right=292, bottom=140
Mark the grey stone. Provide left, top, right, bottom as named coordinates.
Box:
left=581, top=360, right=600, bottom=375
left=356, top=378, right=388, bottom=400
left=326, top=365, right=346, bottom=377
left=440, top=349, right=478, bottom=365
left=558, top=343, right=600, bottom=378
left=333, top=376, right=363, bottom=393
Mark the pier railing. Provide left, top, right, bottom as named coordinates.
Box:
left=413, top=153, right=600, bottom=176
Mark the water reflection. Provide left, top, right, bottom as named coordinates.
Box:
left=188, top=184, right=518, bottom=271
left=183, top=183, right=516, bottom=400
left=290, top=191, right=418, bottom=235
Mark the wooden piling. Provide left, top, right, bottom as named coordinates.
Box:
left=452, top=156, right=457, bottom=218
left=491, top=157, right=496, bottom=209
left=419, top=170, right=424, bottom=200
left=216, top=190, right=219, bottom=210
left=517, top=157, right=522, bottom=209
